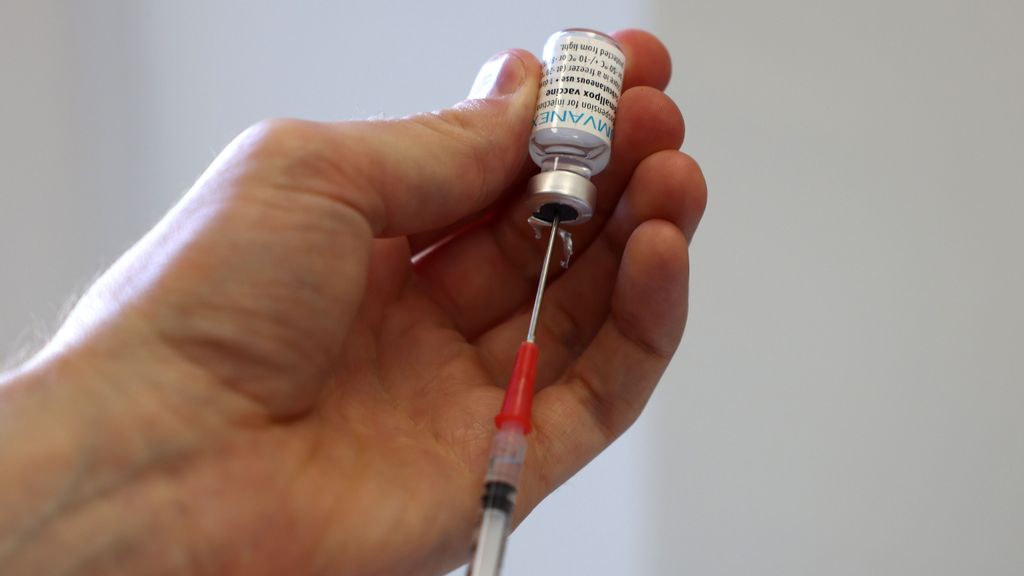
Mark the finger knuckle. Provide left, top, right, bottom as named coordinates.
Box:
left=238, top=117, right=316, bottom=158
left=540, top=297, right=588, bottom=357
left=225, top=119, right=380, bottom=231
left=568, top=365, right=621, bottom=443
left=407, top=109, right=491, bottom=196
left=673, top=152, right=707, bottom=215
left=641, top=151, right=707, bottom=219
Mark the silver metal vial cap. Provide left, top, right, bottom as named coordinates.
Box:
left=526, top=171, right=597, bottom=225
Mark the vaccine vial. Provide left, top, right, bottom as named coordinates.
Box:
left=528, top=29, right=626, bottom=225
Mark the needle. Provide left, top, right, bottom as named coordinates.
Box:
left=466, top=214, right=562, bottom=576
left=527, top=214, right=560, bottom=342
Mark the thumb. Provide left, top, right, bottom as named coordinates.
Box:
left=35, top=50, right=540, bottom=421
left=324, top=49, right=541, bottom=237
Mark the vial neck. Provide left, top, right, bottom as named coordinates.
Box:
left=540, top=156, right=593, bottom=179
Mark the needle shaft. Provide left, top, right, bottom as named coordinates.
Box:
left=526, top=215, right=560, bottom=343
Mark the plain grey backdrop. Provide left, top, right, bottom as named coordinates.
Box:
left=1, top=1, right=1021, bottom=575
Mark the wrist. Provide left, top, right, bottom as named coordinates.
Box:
left=0, top=334, right=227, bottom=575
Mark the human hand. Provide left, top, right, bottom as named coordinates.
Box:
left=0, top=29, right=706, bottom=575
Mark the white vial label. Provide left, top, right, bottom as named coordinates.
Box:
left=533, top=33, right=626, bottom=145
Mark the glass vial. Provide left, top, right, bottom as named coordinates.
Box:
left=527, top=29, right=626, bottom=225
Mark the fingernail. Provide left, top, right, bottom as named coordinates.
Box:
left=469, top=52, right=526, bottom=99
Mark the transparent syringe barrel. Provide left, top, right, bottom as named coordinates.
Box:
left=467, top=424, right=527, bottom=576
left=529, top=29, right=626, bottom=178
left=482, top=424, right=527, bottom=486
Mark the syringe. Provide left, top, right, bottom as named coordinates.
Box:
left=466, top=215, right=562, bottom=576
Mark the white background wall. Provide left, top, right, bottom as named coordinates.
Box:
left=650, top=1, right=1024, bottom=574
left=2, top=1, right=1022, bottom=575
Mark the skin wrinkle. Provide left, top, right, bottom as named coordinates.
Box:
left=422, top=350, right=493, bottom=476
left=404, top=110, right=497, bottom=217
left=385, top=322, right=468, bottom=406
left=245, top=182, right=368, bottom=272
left=86, top=315, right=260, bottom=429
left=414, top=227, right=536, bottom=341
left=272, top=174, right=384, bottom=243
left=537, top=234, right=622, bottom=356
left=536, top=291, right=590, bottom=359
left=382, top=281, right=448, bottom=346
left=523, top=416, right=558, bottom=503
left=447, top=97, right=533, bottom=201
left=169, top=293, right=323, bottom=370
left=385, top=325, right=474, bottom=464
left=270, top=123, right=366, bottom=193
left=565, top=362, right=620, bottom=444
left=463, top=228, right=537, bottom=333
left=448, top=226, right=539, bottom=340
left=468, top=328, right=513, bottom=389
left=356, top=237, right=411, bottom=330
left=314, top=399, right=459, bottom=576
left=372, top=285, right=492, bottom=478
left=609, top=230, right=689, bottom=362
left=610, top=305, right=679, bottom=363
left=243, top=120, right=390, bottom=239
left=156, top=318, right=320, bottom=422
left=147, top=329, right=285, bottom=429
left=409, top=272, right=464, bottom=335
left=337, top=320, right=450, bottom=461
left=144, top=190, right=372, bottom=420
left=283, top=422, right=335, bottom=576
